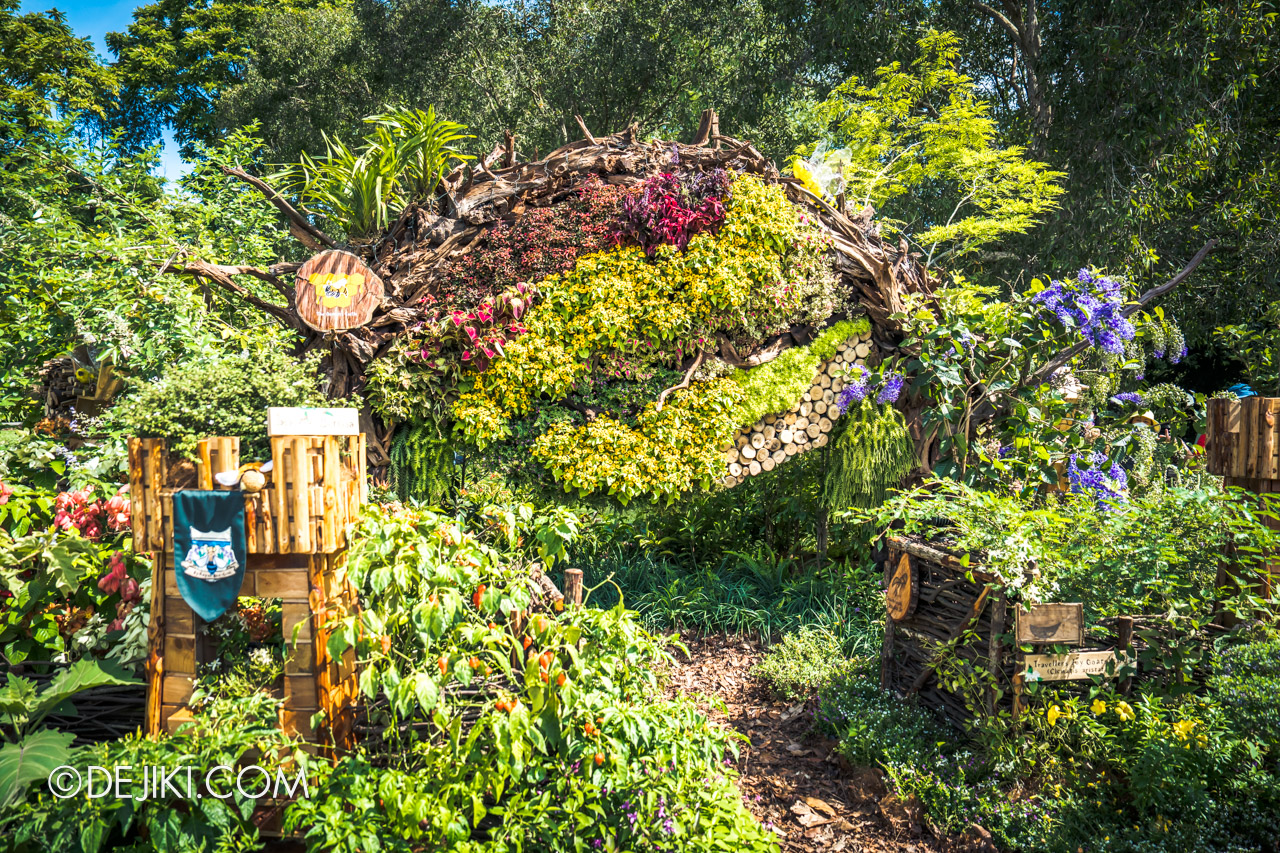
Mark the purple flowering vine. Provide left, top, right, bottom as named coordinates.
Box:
left=877, top=373, right=906, bottom=404
left=1112, top=391, right=1145, bottom=405
left=1066, top=451, right=1129, bottom=508
left=836, top=378, right=871, bottom=413
left=1032, top=268, right=1135, bottom=355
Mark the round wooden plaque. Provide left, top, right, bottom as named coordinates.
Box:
left=885, top=552, right=918, bottom=622
left=295, top=250, right=385, bottom=332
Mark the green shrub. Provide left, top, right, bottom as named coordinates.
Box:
left=308, top=503, right=776, bottom=852
left=754, top=626, right=856, bottom=701
left=104, top=344, right=326, bottom=460
left=1212, top=635, right=1280, bottom=744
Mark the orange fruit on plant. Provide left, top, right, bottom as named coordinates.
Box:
left=593, top=753, right=604, bottom=766
left=437, top=656, right=448, bottom=676
left=472, top=584, right=486, bottom=609
left=522, top=636, right=532, bottom=650
left=556, top=672, right=567, bottom=687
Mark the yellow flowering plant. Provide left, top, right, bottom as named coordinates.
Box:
left=532, top=380, right=745, bottom=504
left=444, top=173, right=853, bottom=499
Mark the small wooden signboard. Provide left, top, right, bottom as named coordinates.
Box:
left=1023, top=650, right=1119, bottom=682
left=1016, top=603, right=1084, bottom=645
left=268, top=407, right=361, bottom=437
left=295, top=250, right=384, bottom=332
left=886, top=552, right=918, bottom=622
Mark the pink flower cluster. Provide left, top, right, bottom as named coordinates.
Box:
left=98, top=551, right=142, bottom=630
left=0, top=482, right=12, bottom=505
left=53, top=488, right=130, bottom=541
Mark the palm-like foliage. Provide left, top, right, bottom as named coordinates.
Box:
left=371, top=106, right=472, bottom=202
left=281, top=107, right=473, bottom=241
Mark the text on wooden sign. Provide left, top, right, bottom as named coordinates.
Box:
left=1023, top=650, right=1130, bottom=682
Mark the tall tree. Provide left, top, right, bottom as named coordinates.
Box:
left=0, top=0, right=116, bottom=135
left=105, top=0, right=319, bottom=155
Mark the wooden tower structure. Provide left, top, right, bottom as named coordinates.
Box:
left=128, top=414, right=367, bottom=750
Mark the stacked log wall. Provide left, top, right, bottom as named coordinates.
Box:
left=720, top=327, right=874, bottom=487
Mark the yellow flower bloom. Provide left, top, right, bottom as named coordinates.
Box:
left=1172, top=719, right=1197, bottom=740
left=1046, top=704, right=1063, bottom=726
left=1113, top=700, right=1135, bottom=722
left=1091, top=698, right=1107, bottom=715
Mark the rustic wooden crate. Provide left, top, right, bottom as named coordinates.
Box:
left=129, top=435, right=366, bottom=556
left=881, top=535, right=1141, bottom=726
left=128, top=435, right=365, bottom=754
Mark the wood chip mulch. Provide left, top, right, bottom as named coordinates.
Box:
left=664, top=631, right=997, bottom=853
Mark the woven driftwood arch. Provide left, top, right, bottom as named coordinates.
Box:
left=174, top=110, right=1218, bottom=484
left=186, top=110, right=940, bottom=477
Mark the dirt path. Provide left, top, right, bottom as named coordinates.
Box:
left=665, top=631, right=961, bottom=853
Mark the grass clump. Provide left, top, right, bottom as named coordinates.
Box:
left=754, top=625, right=860, bottom=701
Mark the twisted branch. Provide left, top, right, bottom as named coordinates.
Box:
left=221, top=166, right=338, bottom=251
left=655, top=351, right=705, bottom=411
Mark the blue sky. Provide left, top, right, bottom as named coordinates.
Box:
left=19, top=0, right=187, bottom=180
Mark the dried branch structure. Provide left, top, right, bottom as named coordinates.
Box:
left=200, top=113, right=935, bottom=399
left=179, top=111, right=940, bottom=482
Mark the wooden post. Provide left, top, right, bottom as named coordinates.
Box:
left=509, top=609, right=527, bottom=670
left=1207, top=397, right=1280, bottom=605
left=144, top=552, right=165, bottom=736
left=563, top=569, right=583, bottom=606
left=1116, top=616, right=1134, bottom=695
left=986, top=593, right=1007, bottom=717
left=880, top=551, right=897, bottom=691
left=1011, top=670, right=1025, bottom=724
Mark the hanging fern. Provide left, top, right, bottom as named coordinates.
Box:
left=823, top=400, right=917, bottom=510
left=389, top=421, right=453, bottom=503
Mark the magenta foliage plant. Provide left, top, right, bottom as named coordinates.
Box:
left=422, top=282, right=534, bottom=373
left=616, top=169, right=731, bottom=257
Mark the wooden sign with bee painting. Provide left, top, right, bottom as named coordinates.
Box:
left=295, top=250, right=384, bottom=332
